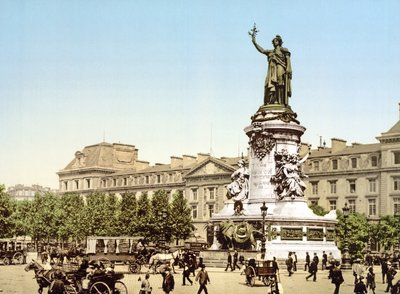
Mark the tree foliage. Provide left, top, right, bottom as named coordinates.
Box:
left=170, top=191, right=194, bottom=242
left=0, top=184, right=14, bottom=237
left=309, top=204, right=328, bottom=216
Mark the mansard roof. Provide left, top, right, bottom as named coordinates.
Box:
left=60, top=142, right=138, bottom=173
left=309, top=143, right=381, bottom=158
left=376, top=119, right=400, bottom=144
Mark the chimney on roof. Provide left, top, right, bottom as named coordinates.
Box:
left=182, top=155, right=196, bottom=167
left=331, top=138, right=347, bottom=153
left=170, top=156, right=183, bottom=168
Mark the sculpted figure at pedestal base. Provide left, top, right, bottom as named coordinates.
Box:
left=271, top=149, right=308, bottom=200
left=226, top=160, right=249, bottom=214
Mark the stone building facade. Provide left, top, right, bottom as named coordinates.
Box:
left=57, top=142, right=239, bottom=237
left=7, top=184, right=53, bottom=201
left=57, top=118, right=400, bottom=241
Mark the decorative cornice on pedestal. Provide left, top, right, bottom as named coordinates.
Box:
left=250, top=105, right=299, bottom=124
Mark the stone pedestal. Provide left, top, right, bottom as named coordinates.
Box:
left=211, top=105, right=341, bottom=260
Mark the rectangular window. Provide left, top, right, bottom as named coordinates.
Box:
left=192, top=206, right=198, bottom=219
left=394, top=177, right=400, bottom=191
left=123, top=178, right=128, bottom=186
left=394, top=152, right=400, bottom=164
left=75, top=180, right=79, bottom=190
left=368, top=199, right=376, bottom=216
left=351, top=158, right=357, bottom=169
left=329, top=200, right=336, bottom=211
left=86, top=179, right=91, bottom=189
left=311, top=182, right=318, bottom=195
left=157, top=175, right=161, bottom=183
left=394, top=198, right=400, bottom=215
left=192, top=189, right=198, bottom=201
left=329, top=181, right=337, bottom=194
left=209, top=188, right=215, bottom=200
left=371, top=156, right=378, bottom=167
left=348, top=199, right=356, bottom=213
left=332, top=159, right=338, bottom=170
left=349, top=180, right=356, bottom=193
left=113, top=179, right=117, bottom=187
left=313, top=161, right=320, bottom=171
left=64, top=181, right=68, bottom=191
left=369, top=179, right=376, bottom=193
left=145, top=176, right=149, bottom=184
left=208, top=205, right=214, bottom=218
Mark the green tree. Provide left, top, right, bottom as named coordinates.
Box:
left=83, top=192, right=108, bottom=236
left=103, top=194, right=120, bottom=236
left=309, top=203, right=328, bottom=216
left=135, top=192, right=152, bottom=240
left=336, top=210, right=369, bottom=259
left=374, top=215, right=400, bottom=251
left=170, top=191, right=193, bottom=243
left=149, top=190, right=171, bottom=243
left=9, top=199, right=32, bottom=237
left=118, top=193, right=137, bottom=236
left=0, top=185, right=14, bottom=237
left=58, top=193, right=86, bottom=243
left=30, top=192, right=61, bottom=242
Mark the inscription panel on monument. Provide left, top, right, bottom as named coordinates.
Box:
left=307, top=228, right=324, bottom=241
left=326, top=229, right=335, bottom=241
left=280, top=227, right=303, bottom=241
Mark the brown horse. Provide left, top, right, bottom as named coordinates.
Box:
left=24, top=260, right=55, bottom=294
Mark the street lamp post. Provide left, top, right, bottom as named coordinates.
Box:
left=157, top=211, right=168, bottom=250
left=341, top=203, right=351, bottom=270
left=260, top=202, right=268, bottom=260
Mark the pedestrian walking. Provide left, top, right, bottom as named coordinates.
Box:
left=382, top=258, right=389, bottom=283
left=313, top=252, right=320, bottom=268
left=196, top=264, right=210, bottom=294
left=366, top=266, right=376, bottom=294
left=22, top=244, right=28, bottom=264
left=139, top=273, right=152, bottom=294
left=162, top=270, right=175, bottom=294
left=354, top=277, right=367, bottom=294
left=293, top=252, right=298, bottom=271
left=330, top=261, right=344, bottom=294
left=182, top=262, right=193, bottom=286
left=385, top=262, right=397, bottom=293
left=224, top=251, right=233, bottom=271
left=305, top=252, right=310, bottom=272
left=233, top=250, right=241, bottom=270
left=352, top=259, right=365, bottom=284
left=322, top=251, right=328, bottom=270
left=286, top=252, right=294, bottom=276
left=306, top=259, right=317, bottom=282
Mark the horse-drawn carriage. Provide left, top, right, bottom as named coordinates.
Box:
left=25, top=259, right=128, bottom=294
left=0, top=238, right=25, bottom=265
left=86, top=236, right=154, bottom=274
left=245, top=259, right=279, bottom=293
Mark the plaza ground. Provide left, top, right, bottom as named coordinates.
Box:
left=0, top=262, right=394, bottom=294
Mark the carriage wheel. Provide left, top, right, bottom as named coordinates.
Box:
left=248, top=266, right=256, bottom=287
left=129, top=262, right=141, bottom=274
left=3, top=257, right=10, bottom=265
left=114, top=281, right=128, bottom=294
left=12, top=252, right=24, bottom=264
left=89, top=281, right=111, bottom=294
left=65, top=285, right=78, bottom=294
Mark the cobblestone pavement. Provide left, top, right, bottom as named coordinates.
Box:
left=0, top=263, right=393, bottom=294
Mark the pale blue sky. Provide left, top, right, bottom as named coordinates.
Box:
left=1, top=0, right=399, bottom=189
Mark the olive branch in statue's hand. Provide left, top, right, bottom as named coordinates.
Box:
left=248, top=23, right=259, bottom=39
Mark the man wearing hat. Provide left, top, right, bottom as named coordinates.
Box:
left=196, top=264, right=210, bottom=294
left=162, top=269, right=175, bottom=294
left=385, top=261, right=397, bottom=292
left=48, top=270, right=65, bottom=294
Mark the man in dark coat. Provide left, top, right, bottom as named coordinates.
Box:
left=162, top=270, right=175, bottom=294
left=385, top=262, right=397, bottom=293
left=225, top=251, right=233, bottom=271
left=306, top=260, right=318, bottom=282
left=331, top=261, right=344, bottom=294
left=304, top=252, right=310, bottom=272
left=196, top=264, right=210, bottom=294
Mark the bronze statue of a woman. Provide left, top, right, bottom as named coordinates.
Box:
left=249, top=24, right=292, bottom=106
